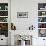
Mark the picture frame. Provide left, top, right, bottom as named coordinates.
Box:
left=38, top=29, right=46, bottom=37
left=17, top=12, right=28, bottom=18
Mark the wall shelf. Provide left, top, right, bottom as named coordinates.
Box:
left=38, top=22, right=46, bottom=23
left=0, top=10, right=8, bottom=11
left=38, top=16, right=46, bottom=17
left=38, top=28, right=46, bottom=29
left=0, top=22, right=8, bottom=23
left=38, top=10, right=46, bottom=11
left=0, top=16, right=8, bottom=17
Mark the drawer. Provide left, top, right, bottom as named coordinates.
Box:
left=0, top=37, right=8, bottom=45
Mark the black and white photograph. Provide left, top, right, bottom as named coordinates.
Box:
left=17, top=12, right=28, bottom=18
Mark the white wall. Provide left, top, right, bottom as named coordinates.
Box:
left=11, top=0, right=46, bottom=46
left=11, top=0, right=46, bottom=30
left=11, top=0, right=38, bottom=30
left=11, top=0, right=38, bottom=45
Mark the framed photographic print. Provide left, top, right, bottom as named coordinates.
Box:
left=11, top=23, right=16, bottom=30
left=0, top=17, right=8, bottom=22
left=0, top=23, right=8, bottom=37
left=38, top=29, right=46, bottom=37
left=17, top=12, right=28, bottom=18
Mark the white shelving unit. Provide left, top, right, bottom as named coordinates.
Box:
left=0, top=3, right=8, bottom=36
left=0, top=3, right=8, bottom=22
left=38, top=3, right=46, bottom=37
left=0, top=3, right=9, bottom=46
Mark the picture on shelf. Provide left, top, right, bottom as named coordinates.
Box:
left=38, top=29, right=46, bottom=37
left=0, top=23, right=8, bottom=37
left=0, top=17, right=8, bottom=22
left=17, top=12, right=28, bottom=18
left=0, top=11, right=8, bottom=16
left=38, top=11, right=46, bottom=16
left=38, top=23, right=46, bottom=28
left=38, top=3, right=46, bottom=10
left=38, top=17, right=46, bottom=22
left=0, top=23, right=8, bottom=30
left=0, top=3, right=8, bottom=10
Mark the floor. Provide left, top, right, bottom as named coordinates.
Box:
left=0, top=45, right=8, bottom=46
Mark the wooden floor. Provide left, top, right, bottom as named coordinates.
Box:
left=0, top=45, right=8, bottom=46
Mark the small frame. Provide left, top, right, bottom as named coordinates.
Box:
left=17, top=12, right=28, bottom=18
left=38, top=3, right=46, bottom=10
left=0, top=17, right=8, bottom=22
left=0, top=23, right=8, bottom=37
left=38, top=29, right=46, bottom=37
left=11, top=23, right=16, bottom=30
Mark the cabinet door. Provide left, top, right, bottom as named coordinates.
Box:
left=38, top=38, right=46, bottom=46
